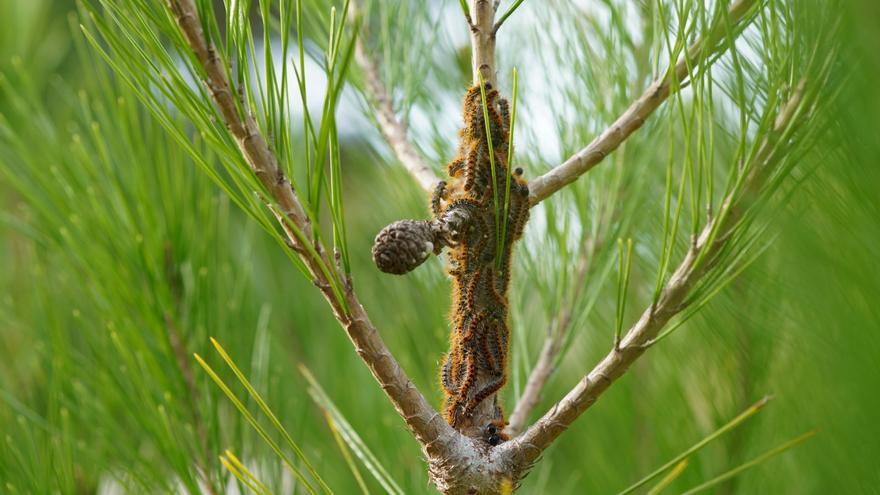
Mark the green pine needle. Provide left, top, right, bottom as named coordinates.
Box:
left=300, top=365, right=405, bottom=495
left=477, top=73, right=503, bottom=269
left=680, top=430, right=818, bottom=495
left=618, top=396, right=774, bottom=495
left=495, top=0, right=528, bottom=31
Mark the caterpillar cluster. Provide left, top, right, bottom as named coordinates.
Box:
left=435, top=85, right=529, bottom=444
left=371, top=84, right=529, bottom=446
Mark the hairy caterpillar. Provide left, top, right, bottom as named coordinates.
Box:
left=372, top=85, right=529, bottom=445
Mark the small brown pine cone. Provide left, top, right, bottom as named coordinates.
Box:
left=372, top=220, right=437, bottom=275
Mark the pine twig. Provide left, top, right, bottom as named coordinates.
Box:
left=505, top=311, right=571, bottom=437
left=505, top=235, right=601, bottom=435
left=470, top=0, right=498, bottom=87
left=350, top=1, right=440, bottom=193
left=164, top=0, right=457, bottom=460
left=528, top=0, right=760, bottom=206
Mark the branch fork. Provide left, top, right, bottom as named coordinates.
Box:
left=165, top=0, right=811, bottom=492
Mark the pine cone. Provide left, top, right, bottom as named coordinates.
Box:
left=372, top=220, right=437, bottom=275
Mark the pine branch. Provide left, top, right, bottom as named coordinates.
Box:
left=501, top=79, right=811, bottom=467
left=350, top=2, right=440, bottom=193
left=527, top=0, right=760, bottom=206
left=471, top=0, right=498, bottom=87
left=505, top=235, right=602, bottom=435
left=164, top=0, right=457, bottom=460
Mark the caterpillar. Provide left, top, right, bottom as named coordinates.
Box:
left=372, top=85, right=529, bottom=445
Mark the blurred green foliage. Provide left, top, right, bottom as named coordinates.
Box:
left=0, top=1, right=878, bottom=494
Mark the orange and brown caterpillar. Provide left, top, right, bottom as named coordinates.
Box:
left=372, top=85, right=529, bottom=445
